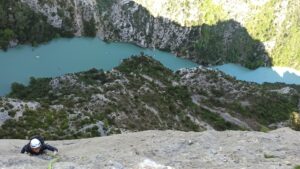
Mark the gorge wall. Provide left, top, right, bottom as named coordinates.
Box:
left=3, top=0, right=299, bottom=69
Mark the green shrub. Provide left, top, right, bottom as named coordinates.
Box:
left=264, top=153, right=276, bottom=159
left=198, top=0, right=227, bottom=25
left=0, top=0, right=74, bottom=50
left=294, top=165, right=300, bottom=169
left=189, top=20, right=267, bottom=69
left=0, top=109, right=70, bottom=139
left=8, top=110, right=16, bottom=117
left=96, top=0, right=115, bottom=12
left=9, top=77, right=51, bottom=100
left=246, top=0, right=277, bottom=42
left=290, top=112, right=300, bottom=131
left=83, top=18, right=97, bottom=37
left=199, top=108, right=242, bottom=131
left=260, top=126, right=270, bottom=133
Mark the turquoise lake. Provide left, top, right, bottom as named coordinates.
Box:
left=1, top=37, right=300, bottom=96
left=214, top=64, right=300, bottom=85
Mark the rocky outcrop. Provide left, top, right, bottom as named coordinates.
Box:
left=0, top=98, right=40, bottom=126
left=20, top=0, right=63, bottom=28
left=102, top=0, right=199, bottom=51
left=1, top=56, right=299, bottom=139
left=1, top=128, right=300, bottom=169
left=20, top=0, right=99, bottom=35
left=19, top=0, right=200, bottom=51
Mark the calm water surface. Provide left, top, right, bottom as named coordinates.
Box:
left=0, top=38, right=197, bottom=95
left=1, top=37, right=300, bottom=96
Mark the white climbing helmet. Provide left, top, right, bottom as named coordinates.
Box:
left=30, top=138, right=41, bottom=148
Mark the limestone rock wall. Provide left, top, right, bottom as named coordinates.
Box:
left=1, top=128, right=300, bottom=169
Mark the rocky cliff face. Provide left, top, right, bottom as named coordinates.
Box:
left=19, top=0, right=200, bottom=52
left=1, top=128, right=300, bottom=169
left=103, top=0, right=200, bottom=52
left=15, top=0, right=300, bottom=69
left=19, top=0, right=98, bottom=35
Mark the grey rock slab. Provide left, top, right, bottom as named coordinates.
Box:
left=0, top=128, right=299, bottom=168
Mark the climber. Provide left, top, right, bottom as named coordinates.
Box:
left=21, top=136, right=58, bottom=155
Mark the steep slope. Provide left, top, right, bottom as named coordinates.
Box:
left=0, top=56, right=299, bottom=139
left=1, top=128, right=300, bottom=169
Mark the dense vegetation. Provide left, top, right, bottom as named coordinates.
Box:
left=243, top=0, right=300, bottom=69
left=96, top=0, right=116, bottom=12
left=134, top=0, right=300, bottom=70
left=246, top=0, right=277, bottom=42
left=0, top=0, right=74, bottom=50
left=0, top=109, right=70, bottom=139
left=197, top=0, right=227, bottom=26
left=182, top=20, right=268, bottom=69
left=9, top=77, right=52, bottom=100
left=132, top=0, right=268, bottom=69
left=0, top=56, right=299, bottom=139
left=135, top=0, right=227, bottom=27
left=271, top=0, right=300, bottom=69
left=197, top=0, right=300, bottom=70
left=83, top=18, right=97, bottom=37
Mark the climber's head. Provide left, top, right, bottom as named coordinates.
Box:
left=30, top=138, right=41, bottom=153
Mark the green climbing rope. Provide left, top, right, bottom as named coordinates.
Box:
left=47, top=154, right=60, bottom=169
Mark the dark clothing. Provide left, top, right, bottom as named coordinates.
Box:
left=21, top=143, right=58, bottom=155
